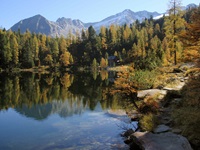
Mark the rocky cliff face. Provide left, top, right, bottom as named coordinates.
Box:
left=11, top=15, right=58, bottom=35
left=10, top=15, right=85, bottom=37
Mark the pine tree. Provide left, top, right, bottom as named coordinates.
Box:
left=99, top=26, right=107, bottom=50
left=122, top=24, right=132, bottom=43
left=164, top=0, right=185, bottom=65
left=39, top=34, right=47, bottom=52
left=59, top=51, right=73, bottom=67
left=10, top=34, right=19, bottom=67
left=31, top=34, right=39, bottom=65
left=59, top=36, right=67, bottom=54
left=4, top=38, right=12, bottom=67
left=111, top=67, right=138, bottom=109
left=22, top=39, right=34, bottom=68
left=162, top=37, right=171, bottom=65
left=0, top=30, right=9, bottom=68
left=180, top=7, right=200, bottom=61
left=44, top=54, right=53, bottom=66
left=88, top=26, right=96, bottom=42
left=100, top=57, right=107, bottom=68
left=109, top=25, right=117, bottom=45
left=81, top=29, right=87, bottom=41
left=51, top=39, right=59, bottom=63
left=91, top=58, right=98, bottom=70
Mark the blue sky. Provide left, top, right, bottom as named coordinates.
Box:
left=1, top=0, right=199, bottom=29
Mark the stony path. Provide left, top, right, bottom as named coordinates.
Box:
left=125, top=64, right=196, bottom=150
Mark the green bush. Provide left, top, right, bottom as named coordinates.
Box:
left=139, top=113, right=158, bottom=131
left=131, top=70, right=159, bottom=90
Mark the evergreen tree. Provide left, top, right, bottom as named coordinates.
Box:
left=59, top=36, right=67, bottom=54
left=180, top=7, right=200, bottom=61
left=81, top=29, right=87, bottom=41
left=109, top=25, right=118, bottom=45
left=22, top=39, right=34, bottom=68
left=88, top=26, right=96, bottom=42
left=59, top=51, right=73, bottom=67
left=100, top=57, right=107, bottom=68
left=164, top=0, right=185, bottom=65
left=122, top=24, right=132, bottom=43
left=10, top=34, right=19, bottom=67
left=99, top=26, right=107, bottom=50
left=4, top=38, right=12, bottom=67
left=51, top=39, right=59, bottom=63
left=31, top=34, right=39, bottom=65
left=0, top=30, right=7, bottom=68
left=44, top=54, right=53, bottom=66
left=39, top=34, right=47, bottom=52
left=91, top=58, right=98, bottom=70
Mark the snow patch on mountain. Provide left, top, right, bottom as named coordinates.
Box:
left=91, top=9, right=160, bottom=31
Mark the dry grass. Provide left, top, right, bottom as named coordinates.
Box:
left=139, top=113, right=158, bottom=132
left=185, top=68, right=200, bottom=77
left=172, top=72, right=200, bottom=147
left=107, top=65, right=130, bottom=72
left=152, top=68, right=180, bottom=89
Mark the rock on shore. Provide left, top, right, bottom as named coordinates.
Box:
left=131, top=132, right=193, bottom=150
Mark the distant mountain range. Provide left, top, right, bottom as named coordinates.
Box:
left=10, top=15, right=85, bottom=37
left=10, top=3, right=198, bottom=37
left=85, top=10, right=160, bottom=31
left=9, top=9, right=161, bottom=37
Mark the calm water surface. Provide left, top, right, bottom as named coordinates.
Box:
left=0, top=72, right=132, bottom=150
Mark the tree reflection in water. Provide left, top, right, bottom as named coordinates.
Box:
left=0, top=71, right=133, bottom=120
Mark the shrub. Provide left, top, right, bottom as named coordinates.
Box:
left=132, top=70, right=159, bottom=90
left=138, top=96, right=159, bottom=114
left=139, top=113, right=158, bottom=131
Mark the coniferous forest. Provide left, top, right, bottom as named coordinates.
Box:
left=0, top=1, right=200, bottom=149
left=0, top=4, right=199, bottom=71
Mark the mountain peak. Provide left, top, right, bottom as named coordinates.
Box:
left=33, top=14, right=44, bottom=18
left=56, top=17, right=71, bottom=22
left=56, top=17, right=84, bottom=29
left=10, top=14, right=52, bottom=35
left=30, top=14, right=47, bottom=21
left=10, top=9, right=162, bottom=37
left=122, top=9, right=133, bottom=14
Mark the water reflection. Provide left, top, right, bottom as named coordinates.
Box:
left=0, top=71, right=126, bottom=119
left=0, top=71, right=130, bottom=150
left=15, top=98, right=87, bottom=120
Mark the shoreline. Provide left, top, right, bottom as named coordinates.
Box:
left=123, top=63, right=199, bottom=149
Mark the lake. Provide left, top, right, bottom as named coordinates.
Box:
left=0, top=71, right=134, bottom=150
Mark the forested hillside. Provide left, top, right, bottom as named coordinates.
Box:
left=0, top=3, right=199, bottom=71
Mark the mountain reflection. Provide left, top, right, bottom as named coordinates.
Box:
left=15, top=98, right=86, bottom=120
left=0, top=71, right=127, bottom=120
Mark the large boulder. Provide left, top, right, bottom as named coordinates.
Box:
left=131, top=132, right=192, bottom=150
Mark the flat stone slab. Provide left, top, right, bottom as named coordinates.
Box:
left=131, top=132, right=192, bottom=150
left=137, top=89, right=167, bottom=99
left=164, top=82, right=185, bottom=91
left=154, top=124, right=171, bottom=133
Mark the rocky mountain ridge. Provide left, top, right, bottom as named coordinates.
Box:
left=10, top=9, right=161, bottom=37
left=10, top=3, right=198, bottom=37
